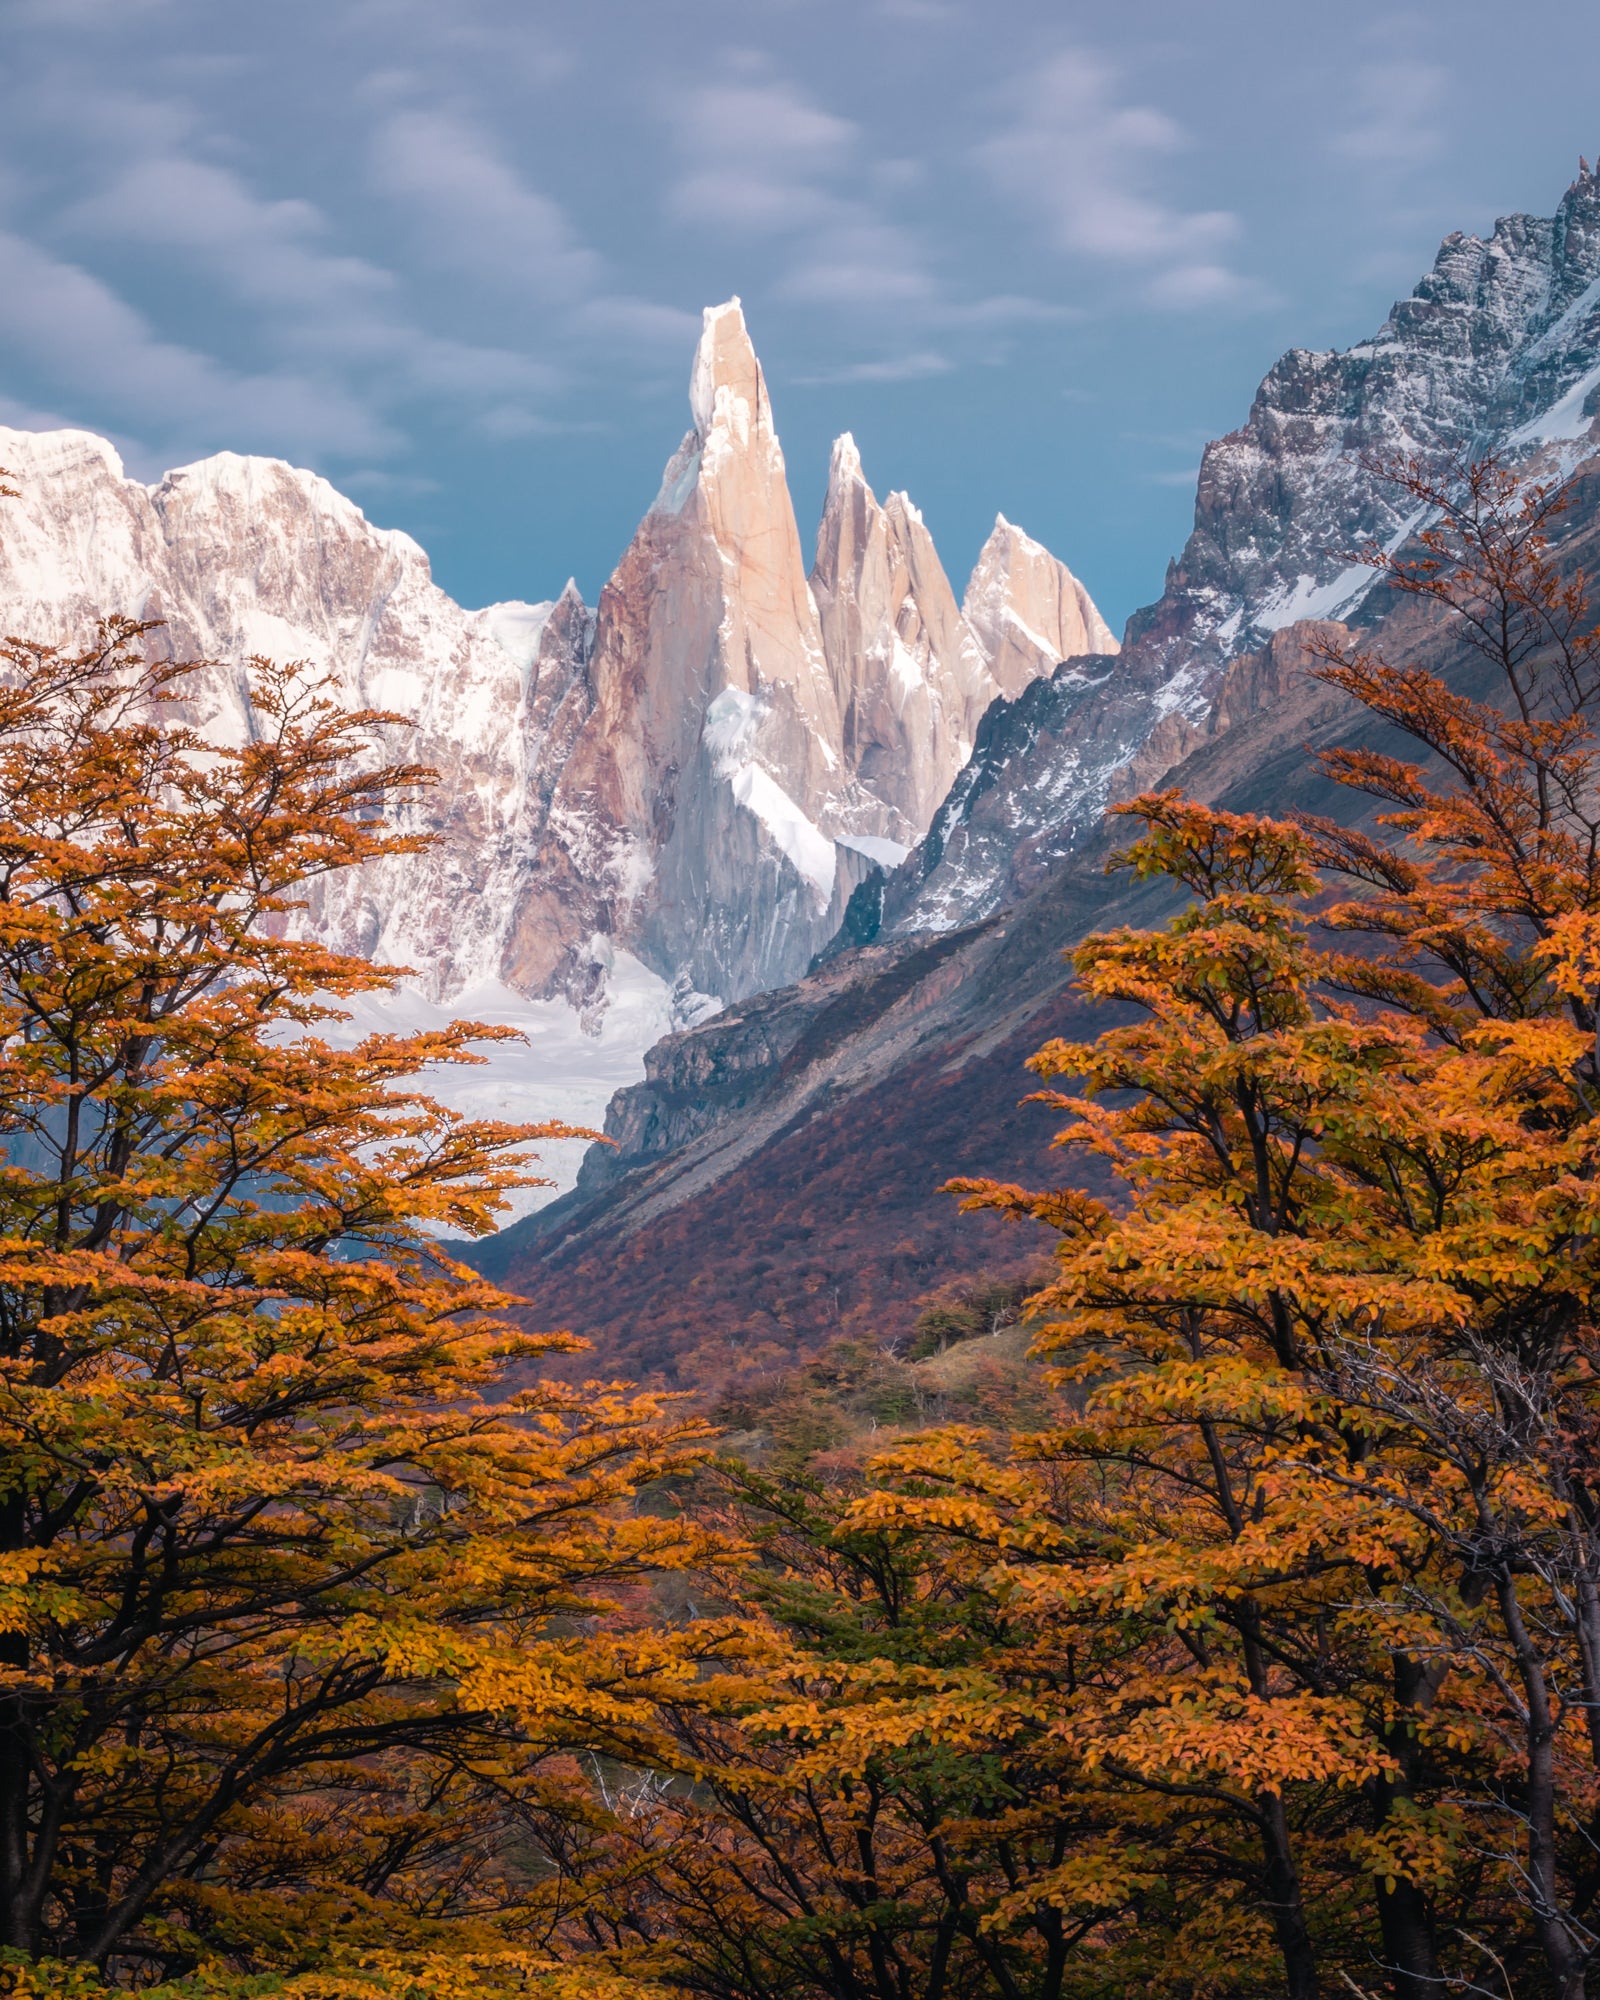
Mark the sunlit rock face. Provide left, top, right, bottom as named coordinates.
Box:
left=505, top=299, right=860, bottom=1008
left=813, top=434, right=995, bottom=846
left=961, top=513, right=1118, bottom=693
left=501, top=300, right=1108, bottom=1005
left=0, top=426, right=556, bottom=1000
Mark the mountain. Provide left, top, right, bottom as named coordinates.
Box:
left=0, top=431, right=555, bottom=1000
left=484, top=166, right=1600, bottom=1374
left=0, top=300, right=1107, bottom=1195
left=870, top=160, right=1600, bottom=939
left=498, top=302, right=1112, bottom=1007
left=0, top=304, right=1106, bottom=1011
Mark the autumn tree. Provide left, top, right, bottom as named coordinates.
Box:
left=0, top=616, right=720, bottom=1988
left=811, top=454, right=1600, bottom=2000
left=543, top=1453, right=1170, bottom=2000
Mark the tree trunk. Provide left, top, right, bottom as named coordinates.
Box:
left=1498, top=1570, right=1587, bottom=2000
left=1259, top=1789, right=1319, bottom=2000
left=1370, top=1653, right=1445, bottom=1998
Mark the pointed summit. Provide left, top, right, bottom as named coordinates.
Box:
left=507, top=296, right=855, bottom=1002
left=689, top=298, right=770, bottom=444
left=811, top=433, right=997, bottom=840
left=826, top=430, right=866, bottom=492
left=963, top=515, right=1118, bottom=692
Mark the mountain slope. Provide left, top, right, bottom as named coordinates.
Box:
left=0, top=303, right=1106, bottom=1202
left=0, top=303, right=1105, bottom=1020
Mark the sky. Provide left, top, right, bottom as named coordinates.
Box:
left=2, top=1, right=1599, bottom=636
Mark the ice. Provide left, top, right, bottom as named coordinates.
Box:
left=839, top=833, right=910, bottom=869
left=728, top=762, right=837, bottom=902
left=889, top=632, right=924, bottom=696
left=703, top=685, right=764, bottom=762
left=1253, top=562, right=1376, bottom=634
left=479, top=598, right=556, bottom=675
left=327, top=953, right=678, bottom=1222
left=651, top=437, right=702, bottom=518
left=689, top=298, right=748, bottom=437
left=1507, top=361, right=1600, bottom=447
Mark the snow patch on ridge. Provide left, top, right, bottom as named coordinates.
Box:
left=839, top=833, right=910, bottom=868
left=1253, top=562, right=1374, bottom=634
left=729, top=764, right=837, bottom=903
left=703, top=686, right=837, bottom=904
left=480, top=598, right=557, bottom=675
left=690, top=298, right=748, bottom=437
left=1508, top=361, right=1600, bottom=447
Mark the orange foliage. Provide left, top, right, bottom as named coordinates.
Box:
left=0, top=623, right=725, bottom=1982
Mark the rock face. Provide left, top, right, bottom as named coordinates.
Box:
left=0, top=298, right=1107, bottom=1021
left=809, top=439, right=1110, bottom=847
left=505, top=305, right=1117, bottom=1004
left=884, top=162, right=1600, bottom=936
left=503, top=301, right=871, bottom=1007
left=962, top=515, right=1118, bottom=689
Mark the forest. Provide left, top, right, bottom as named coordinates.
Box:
left=7, top=452, right=1600, bottom=2000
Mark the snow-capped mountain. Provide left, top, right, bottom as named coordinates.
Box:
left=0, top=431, right=559, bottom=997
left=0, top=298, right=1108, bottom=1195
left=884, top=161, right=1600, bottom=936
left=498, top=302, right=1114, bottom=1006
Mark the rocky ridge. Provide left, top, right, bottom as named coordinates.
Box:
left=481, top=170, right=1600, bottom=1365
left=0, top=431, right=557, bottom=999
left=499, top=303, right=1117, bottom=1006
left=877, top=162, right=1600, bottom=936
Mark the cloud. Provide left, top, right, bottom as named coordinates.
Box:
left=776, top=218, right=935, bottom=308
left=366, top=107, right=687, bottom=354
left=56, top=145, right=567, bottom=445
left=571, top=296, right=701, bottom=348
left=979, top=50, right=1253, bottom=308
left=665, top=77, right=854, bottom=235
left=796, top=350, right=953, bottom=385
left=64, top=155, right=394, bottom=317
left=1331, top=59, right=1448, bottom=168
left=369, top=108, right=604, bottom=305
left=339, top=467, right=441, bottom=500
left=0, top=227, right=397, bottom=460
left=664, top=67, right=934, bottom=317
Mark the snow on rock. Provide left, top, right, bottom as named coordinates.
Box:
left=502, top=300, right=1091, bottom=1003
left=331, top=953, right=684, bottom=1221
left=0, top=424, right=555, bottom=1004
left=0, top=295, right=1108, bottom=1053
left=1126, top=163, right=1600, bottom=688
left=813, top=433, right=1001, bottom=842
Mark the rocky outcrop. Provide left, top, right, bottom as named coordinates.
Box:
left=876, top=653, right=1122, bottom=932
left=499, top=300, right=1107, bottom=1005
left=479, top=476, right=1600, bottom=1380
left=0, top=427, right=555, bottom=999
left=505, top=301, right=862, bottom=1006
left=814, top=438, right=996, bottom=845
left=1130, top=161, right=1600, bottom=690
